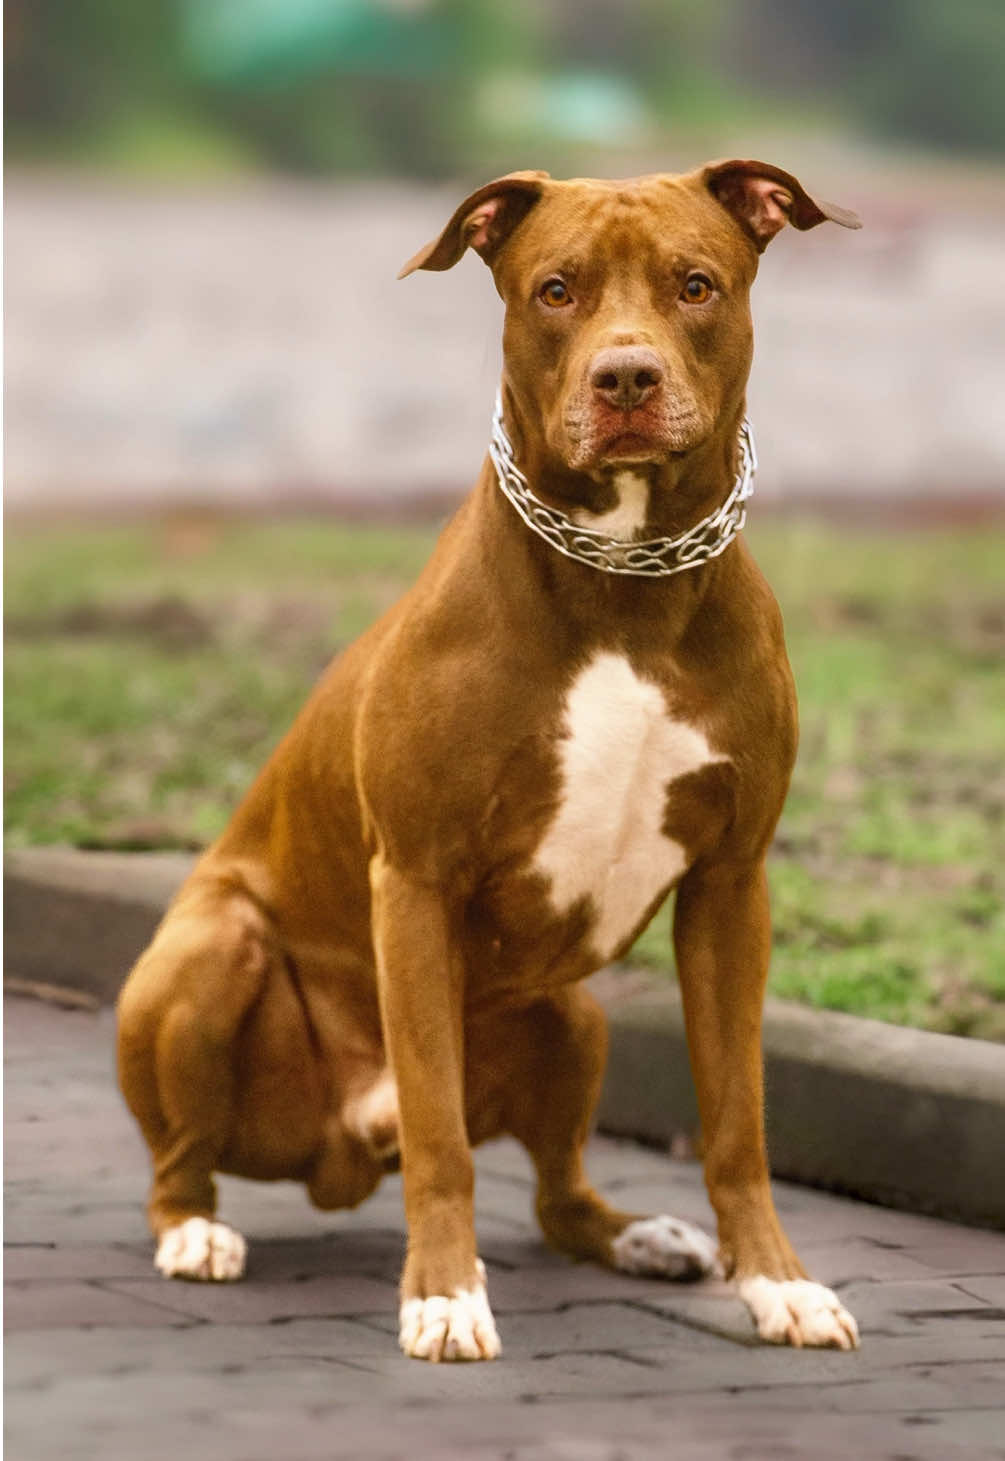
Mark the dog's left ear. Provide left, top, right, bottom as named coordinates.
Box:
left=702, top=158, right=861, bottom=252
left=398, top=171, right=551, bottom=279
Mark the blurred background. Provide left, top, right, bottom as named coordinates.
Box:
left=6, top=0, right=1005, bottom=506
left=5, top=0, right=1005, bottom=1036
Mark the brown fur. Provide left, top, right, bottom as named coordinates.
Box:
left=118, top=160, right=860, bottom=1347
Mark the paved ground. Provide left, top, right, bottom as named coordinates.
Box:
left=5, top=995, right=1005, bottom=1460
left=6, top=171, right=1005, bottom=514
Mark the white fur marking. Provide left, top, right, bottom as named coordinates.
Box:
left=399, top=1260, right=501, bottom=1362
left=612, top=1215, right=720, bottom=1278
left=739, top=1276, right=860, bottom=1350
left=534, top=653, right=725, bottom=958
left=155, top=1217, right=247, bottom=1282
left=343, top=1069, right=399, bottom=1158
left=572, top=471, right=650, bottom=538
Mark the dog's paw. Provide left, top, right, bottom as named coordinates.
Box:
left=399, top=1260, right=501, bottom=1362
left=155, top=1217, right=247, bottom=1282
left=739, top=1276, right=859, bottom=1350
left=611, top=1214, right=720, bottom=1279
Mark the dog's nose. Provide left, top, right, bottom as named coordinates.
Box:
left=590, top=348, right=665, bottom=410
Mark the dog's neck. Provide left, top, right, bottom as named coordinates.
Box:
left=472, top=392, right=755, bottom=655
left=492, top=384, right=753, bottom=566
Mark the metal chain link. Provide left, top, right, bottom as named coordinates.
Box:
left=489, top=390, right=757, bottom=578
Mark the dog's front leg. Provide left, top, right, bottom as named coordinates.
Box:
left=369, top=853, right=500, bottom=1362
left=674, top=859, right=859, bottom=1350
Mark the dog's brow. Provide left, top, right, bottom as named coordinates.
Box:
left=539, top=256, right=584, bottom=281
left=658, top=249, right=719, bottom=276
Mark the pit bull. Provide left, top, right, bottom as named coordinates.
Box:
left=117, top=158, right=862, bottom=1360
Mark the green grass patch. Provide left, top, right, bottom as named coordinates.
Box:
left=6, top=513, right=1004, bottom=1039
left=5, top=517, right=436, bottom=850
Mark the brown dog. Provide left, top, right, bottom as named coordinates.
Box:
left=118, top=159, right=862, bottom=1360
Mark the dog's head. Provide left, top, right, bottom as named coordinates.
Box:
left=401, top=162, right=859, bottom=483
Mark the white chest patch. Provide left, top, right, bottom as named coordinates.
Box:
left=533, top=652, right=725, bottom=959
left=572, top=471, right=649, bottom=539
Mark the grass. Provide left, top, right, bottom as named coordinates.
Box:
left=6, top=513, right=1004, bottom=1040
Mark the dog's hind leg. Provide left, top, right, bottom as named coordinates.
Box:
left=305, top=1068, right=399, bottom=1212
left=117, top=870, right=274, bottom=1281
left=498, top=987, right=717, bottom=1280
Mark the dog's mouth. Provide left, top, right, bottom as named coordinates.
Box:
left=564, top=396, right=706, bottom=472
left=581, top=406, right=672, bottom=465
left=596, top=430, right=668, bottom=463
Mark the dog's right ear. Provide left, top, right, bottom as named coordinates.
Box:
left=398, top=171, right=550, bottom=279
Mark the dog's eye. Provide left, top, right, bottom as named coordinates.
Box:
left=540, top=278, right=572, bottom=308
left=681, top=274, right=713, bottom=304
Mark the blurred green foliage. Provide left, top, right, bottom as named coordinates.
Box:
left=6, top=0, right=1003, bottom=176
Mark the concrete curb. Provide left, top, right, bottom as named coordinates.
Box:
left=596, top=983, right=1005, bottom=1230
left=5, top=846, right=1004, bottom=1229
left=4, top=847, right=194, bottom=1005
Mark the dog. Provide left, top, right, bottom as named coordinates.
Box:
left=118, top=158, right=862, bottom=1361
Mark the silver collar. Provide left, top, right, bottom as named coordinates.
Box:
left=488, top=390, right=757, bottom=578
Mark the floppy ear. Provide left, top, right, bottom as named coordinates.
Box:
left=398, top=171, right=550, bottom=279
left=702, top=158, right=861, bottom=252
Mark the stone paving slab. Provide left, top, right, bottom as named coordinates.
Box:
left=4, top=1277, right=203, bottom=1332
left=3, top=1243, right=155, bottom=1282
left=5, top=994, right=1005, bottom=1460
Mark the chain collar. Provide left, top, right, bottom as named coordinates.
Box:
left=488, top=390, right=757, bottom=578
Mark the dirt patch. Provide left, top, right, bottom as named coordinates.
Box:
left=811, top=594, right=1005, bottom=658
left=8, top=595, right=216, bottom=652
left=5, top=592, right=352, bottom=665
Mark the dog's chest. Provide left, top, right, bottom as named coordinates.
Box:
left=531, top=652, right=725, bottom=959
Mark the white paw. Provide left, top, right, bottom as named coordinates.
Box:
left=611, top=1215, right=720, bottom=1279
left=155, top=1217, right=247, bottom=1282
left=739, top=1276, right=860, bottom=1350
left=399, top=1260, right=501, bottom=1362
